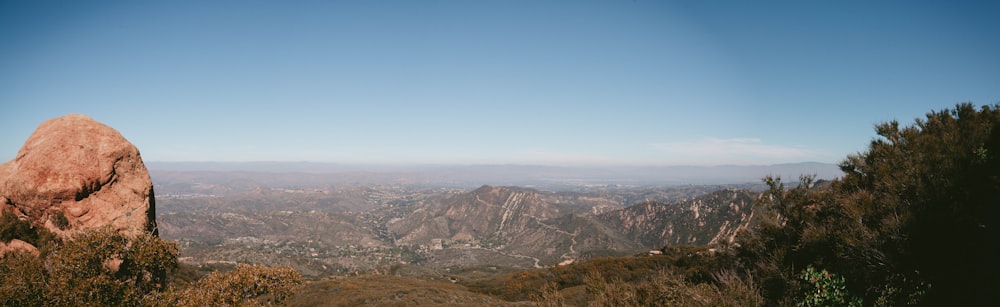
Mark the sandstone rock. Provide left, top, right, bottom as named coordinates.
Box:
left=0, top=114, right=156, bottom=238
left=0, top=239, right=39, bottom=257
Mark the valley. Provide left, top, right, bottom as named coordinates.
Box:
left=153, top=169, right=771, bottom=279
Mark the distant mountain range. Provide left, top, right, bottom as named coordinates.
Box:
left=148, top=161, right=841, bottom=188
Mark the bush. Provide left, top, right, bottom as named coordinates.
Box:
left=0, top=251, right=46, bottom=306
left=0, top=213, right=59, bottom=252
left=1, top=227, right=306, bottom=306
left=0, top=228, right=177, bottom=306
left=797, top=266, right=861, bottom=307
left=584, top=267, right=762, bottom=306
left=41, top=228, right=179, bottom=306
left=50, top=211, right=70, bottom=230
left=739, top=103, right=1000, bottom=305
left=157, top=263, right=304, bottom=306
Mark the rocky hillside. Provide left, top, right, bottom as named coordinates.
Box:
left=387, top=185, right=757, bottom=266
left=389, top=186, right=562, bottom=245
left=1, top=114, right=157, bottom=254
left=598, top=189, right=760, bottom=247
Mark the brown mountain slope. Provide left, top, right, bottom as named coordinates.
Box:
left=388, top=186, right=564, bottom=247
left=598, top=189, right=760, bottom=247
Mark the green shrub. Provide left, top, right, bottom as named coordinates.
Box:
left=50, top=211, right=70, bottom=230
left=797, top=266, right=861, bottom=307
left=0, top=213, right=59, bottom=251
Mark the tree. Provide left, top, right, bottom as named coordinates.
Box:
left=837, top=103, right=1000, bottom=305
left=741, top=103, right=1000, bottom=305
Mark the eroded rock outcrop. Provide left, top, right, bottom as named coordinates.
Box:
left=0, top=239, right=40, bottom=257
left=0, top=114, right=156, bottom=240
left=598, top=189, right=760, bottom=247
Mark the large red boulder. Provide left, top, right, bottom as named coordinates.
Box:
left=0, top=114, right=156, bottom=239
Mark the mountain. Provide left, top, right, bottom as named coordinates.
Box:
left=388, top=185, right=581, bottom=266
left=386, top=185, right=759, bottom=266
left=390, top=186, right=562, bottom=245
left=599, top=189, right=760, bottom=247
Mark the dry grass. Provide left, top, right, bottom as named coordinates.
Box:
left=287, top=274, right=532, bottom=306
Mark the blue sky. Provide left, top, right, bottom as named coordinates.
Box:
left=2, top=1, right=997, bottom=166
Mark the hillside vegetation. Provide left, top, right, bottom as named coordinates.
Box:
left=735, top=103, right=999, bottom=305
left=0, top=223, right=303, bottom=306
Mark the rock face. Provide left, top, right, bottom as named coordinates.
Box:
left=0, top=239, right=40, bottom=257
left=388, top=185, right=644, bottom=265
left=388, top=186, right=562, bottom=246
left=598, top=189, right=760, bottom=247
left=0, top=114, right=156, bottom=238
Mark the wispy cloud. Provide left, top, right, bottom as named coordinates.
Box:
left=650, top=138, right=818, bottom=165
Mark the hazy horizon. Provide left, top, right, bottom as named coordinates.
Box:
left=146, top=160, right=844, bottom=187
left=3, top=1, right=998, bottom=166
left=145, top=159, right=838, bottom=168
